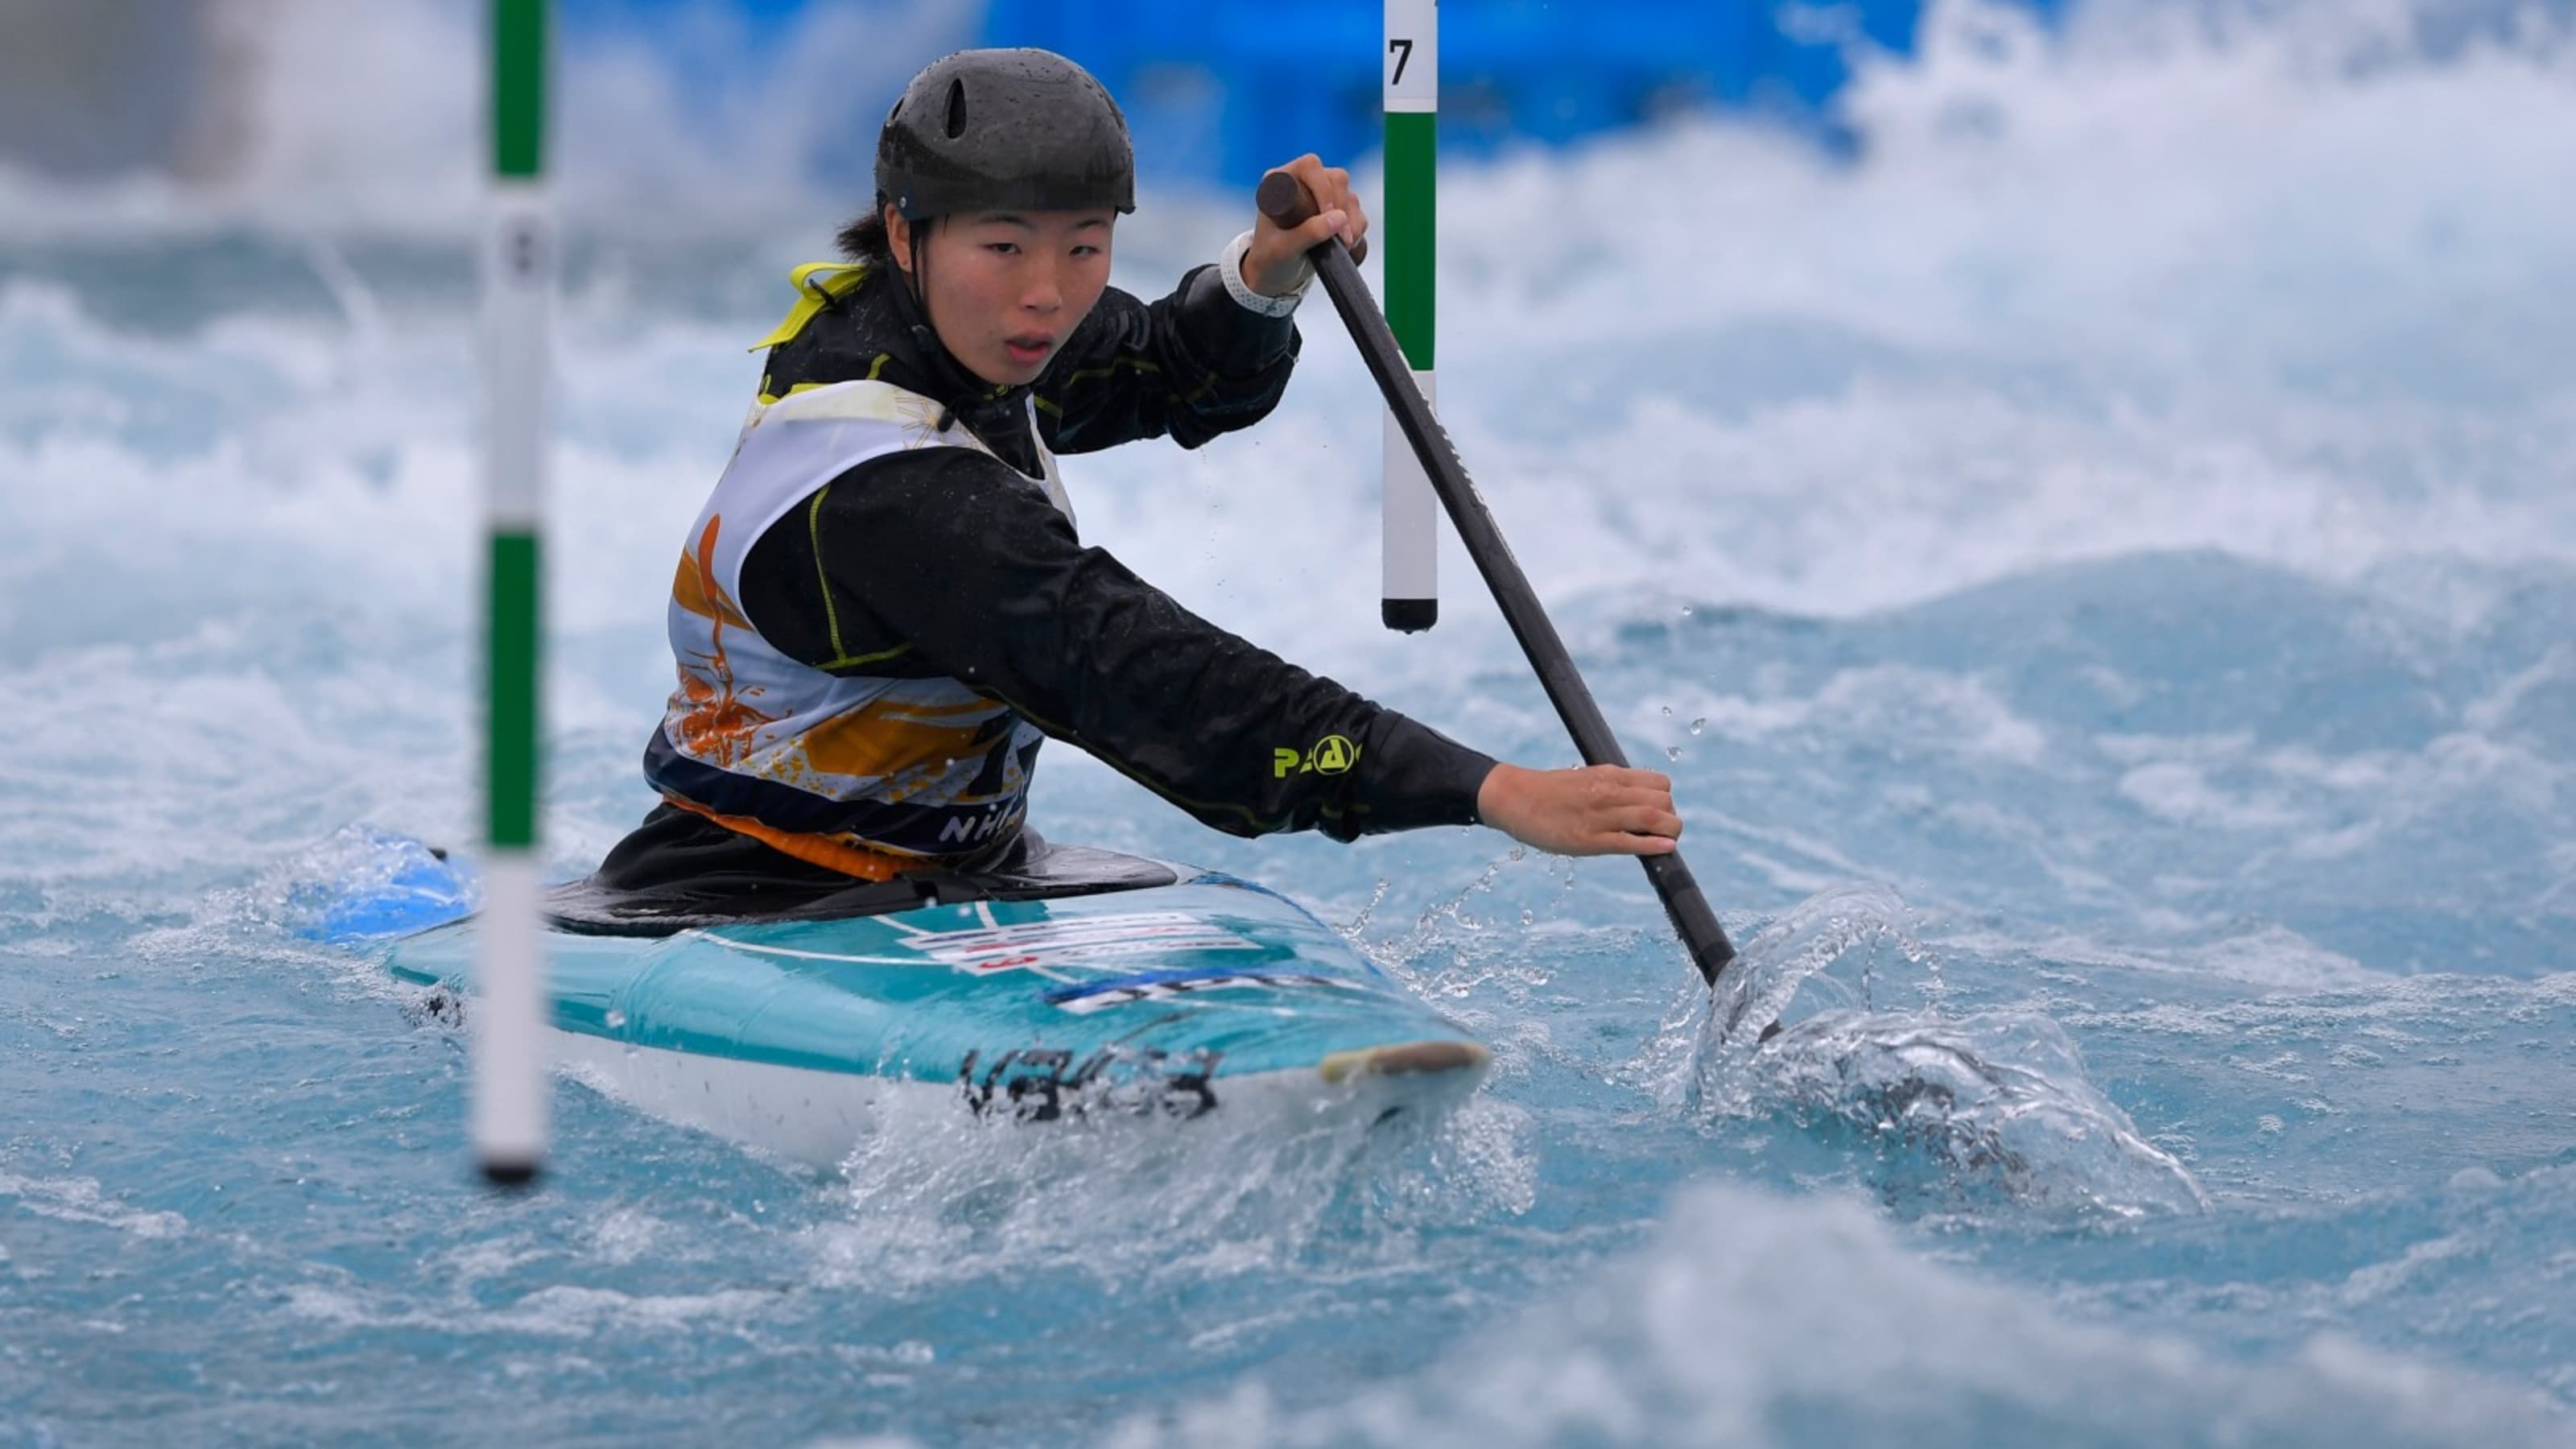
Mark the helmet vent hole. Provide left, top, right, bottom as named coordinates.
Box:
left=944, top=79, right=968, bottom=138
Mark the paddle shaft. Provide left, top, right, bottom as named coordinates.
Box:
left=1257, top=171, right=1736, bottom=985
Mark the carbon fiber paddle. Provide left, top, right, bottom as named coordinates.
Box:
left=1257, top=170, right=1738, bottom=985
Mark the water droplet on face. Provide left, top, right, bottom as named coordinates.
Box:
left=1679, top=604, right=1694, bottom=616
left=1519, top=908, right=1534, bottom=927
left=1689, top=717, right=1706, bottom=735
left=604, top=1009, right=627, bottom=1030
left=1665, top=745, right=1682, bottom=761
left=1660, top=705, right=1673, bottom=717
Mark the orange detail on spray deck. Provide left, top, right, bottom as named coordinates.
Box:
left=658, top=795, right=919, bottom=881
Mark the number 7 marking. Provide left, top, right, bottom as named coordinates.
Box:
left=1389, top=37, right=1414, bottom=87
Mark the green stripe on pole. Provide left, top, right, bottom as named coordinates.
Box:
left=1384, top=110, right=1435, bottom=372
left=486, top=532, right=541, bottom=847
left=493, top=0, right=546, bottom=178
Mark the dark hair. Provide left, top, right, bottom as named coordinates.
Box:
left=836, top=200, right=894, bottom=265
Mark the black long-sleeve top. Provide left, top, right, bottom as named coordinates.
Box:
left=602, top=250, right=1492, bottom=894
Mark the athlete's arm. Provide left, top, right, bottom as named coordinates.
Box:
left=1030, top=265, right=1301, bottom=455
left=743, top=447, right=1488, bottom=840
left=1030, top=154, right=1369, bottom=458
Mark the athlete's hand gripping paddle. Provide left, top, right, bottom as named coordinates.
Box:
left=1257, top=170, right=1738, bottom=986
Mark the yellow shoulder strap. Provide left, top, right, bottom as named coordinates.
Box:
left=748, top=261, right=873, bottom=352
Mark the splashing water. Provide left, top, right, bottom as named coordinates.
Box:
left=1631, top=883, right=2207, bottom=1222
left=810, top=1091, right=1540, bottom=1294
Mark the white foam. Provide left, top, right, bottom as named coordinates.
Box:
left=1113, top=1180, right=2569, bottom=1447
left=1645, top=666, right=2049, bottom=763
left=797, top=1088, right=1536, bottom=1294
left=282, top=1279, right=782, bottom=1337
left=1, top=1, right=2568, bottom=644
left=0, top=1171, right=188, bottom=1240
left=2117, top=760, right=2301, bottom=830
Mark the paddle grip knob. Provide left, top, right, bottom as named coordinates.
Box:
left=1256, top=169, right=1368, bottom=265
left=1257, top=170, right=1318, bottom=229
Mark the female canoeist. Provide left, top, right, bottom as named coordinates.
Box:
left=592, top=47, right=1682, bottom=911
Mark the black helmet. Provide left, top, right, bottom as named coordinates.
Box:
left=877, top=49, right=1136, bottom=221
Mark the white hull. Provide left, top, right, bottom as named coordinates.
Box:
left=547, top=1026, right=1488, bottom=1167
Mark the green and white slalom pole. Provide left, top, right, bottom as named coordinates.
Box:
left=1382, top=0, right=1439, bottom=632
left=477, top=0, right=551, bottom=1187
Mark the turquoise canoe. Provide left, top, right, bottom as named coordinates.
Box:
left=328, top=839, right=1489, bottom=1163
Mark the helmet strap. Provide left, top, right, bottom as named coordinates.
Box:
left=904, top=217, right=942, bottom=361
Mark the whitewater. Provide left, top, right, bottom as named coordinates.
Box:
left=3, top=1, right=2573, bottom=1443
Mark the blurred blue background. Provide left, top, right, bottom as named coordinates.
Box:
left=0, top=0, right=2093, bottom=193
left=9, top=0, right=2559, bottom=200
left=560, top=0, right=2074, bottom=181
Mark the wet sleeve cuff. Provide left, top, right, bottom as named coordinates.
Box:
left=1356, top=712, right=1497, bottom=833
left=1219, top=229, right=1311, bottom=317
left=1173, top=261, right=1299, bottom=378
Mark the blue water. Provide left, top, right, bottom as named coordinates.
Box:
left=6, top=2, right=2576, bottom=1443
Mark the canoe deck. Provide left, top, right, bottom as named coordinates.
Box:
left=372, top=855, right=1488, bottom=1161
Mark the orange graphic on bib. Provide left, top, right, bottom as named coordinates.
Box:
left=671, top=514, right=776, bottom=768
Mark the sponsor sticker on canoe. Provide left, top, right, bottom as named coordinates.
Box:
left=899, top=910, right=1261, bottom=976
left=1043, top=967, right=1362, bottom=1014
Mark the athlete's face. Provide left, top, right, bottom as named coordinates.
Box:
left=888, top=206, right=1116, bottom=387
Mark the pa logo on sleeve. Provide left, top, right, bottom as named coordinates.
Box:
left=1272, top=733, right=1360, bottom=778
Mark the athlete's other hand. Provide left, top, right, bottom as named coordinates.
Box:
left=1245, top=153, right=1368, bottom=295
left=1476, top=763, right=1682, bottom=857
